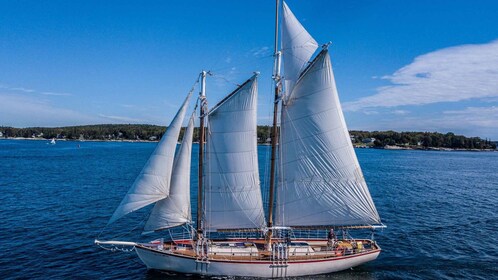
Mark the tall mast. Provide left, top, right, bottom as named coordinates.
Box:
left=267, top=0, right=281, bottom=240
left=197, top=70, right=207, bottom=236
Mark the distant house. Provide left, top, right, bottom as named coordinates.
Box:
left=0, top=131, right=3, bottom=137
left=362, top=137, right=375, bottom=144
left=492, top=141, right=498, bottom=150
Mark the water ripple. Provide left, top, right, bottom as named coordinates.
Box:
left=1, top=140, right=497, bottom=279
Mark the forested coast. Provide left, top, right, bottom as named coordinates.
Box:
left=1, top=124, right=496, bottom=150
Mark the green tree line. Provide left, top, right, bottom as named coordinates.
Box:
left=0, top=125, right=495, bottom=149
left=350, top=130, right=496, bottom=150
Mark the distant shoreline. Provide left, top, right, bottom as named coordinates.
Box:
left=0, top=137, right=156, bottom=143
left=2, top=124, right=496, bottom=150
left=2, top=137, right=496, bottom=152
left=356, top=144, right=497, bottom=152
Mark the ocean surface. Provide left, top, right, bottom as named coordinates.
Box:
left=1, top=139, right=497, bottom=280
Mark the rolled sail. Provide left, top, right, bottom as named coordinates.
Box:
left=108, top=92, right=192, bottom=224
left=204, top=75, right=266, bottom=231
left=276, top=49, right=381, bottom=227
left=143, top=114, right=195, bottom=232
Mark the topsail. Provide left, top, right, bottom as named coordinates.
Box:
left=281, top=1, right=318, bottom=93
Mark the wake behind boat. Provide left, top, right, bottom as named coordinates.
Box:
left=96, top=1, right=385, bottom=277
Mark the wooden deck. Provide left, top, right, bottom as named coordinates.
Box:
left=144, top=239, right=379, bottom=262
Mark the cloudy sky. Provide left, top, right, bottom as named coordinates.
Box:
left=1, top=0, right=498, bottom=139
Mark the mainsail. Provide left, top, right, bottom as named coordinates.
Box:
left=276, top=3, right=381, bottom=227
left=281, top=1, right=318, bottom=93
left=143, top=114, right=195, bottom=232
left=204, top=75, right=266, bottom=231
left=108, top=92, right=192, bottom=224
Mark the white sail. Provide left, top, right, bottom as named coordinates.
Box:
left=204, top=75, right=266, bottom=231
left=108, top=92, right=192, bottom=224
left=276, top=49, right=381, bottom=227
left=143, top=114, right=195, bottom=232
left=281, top=1, right=318, bottom=93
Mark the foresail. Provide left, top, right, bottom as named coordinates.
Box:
left=204, top=75, right=266, bottom=231
left=143, top=114, right=195, bottom=232
left=276, top=50, right=381, bottom=227
left=281, top=1, right=318, bottom=93
left=108, top=92, right=192, bottom=224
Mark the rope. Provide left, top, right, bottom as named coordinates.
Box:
left=209, top=53, right=273, bottom=74
left=97, top=243, right=136, bottom=253
left=209, top=72, right=240, bottom=87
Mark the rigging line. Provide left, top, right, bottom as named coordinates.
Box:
left=281, top=44, right=317, bottom=51
left=100, top=208, right=151, bottom=241
left=281, top=44, right=320, bottom=62
left=99, top=198, right=151, bottom=238
left=209, top=72, right=240, bottom=87
left=209, top=53, right=273, bottom=73
left=188, top=76, right=200, bottom=96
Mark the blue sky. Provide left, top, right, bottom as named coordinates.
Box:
left=1, top=0, right=498, bottom=139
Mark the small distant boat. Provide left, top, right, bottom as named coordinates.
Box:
left=48, top=138, right=56, bottom=145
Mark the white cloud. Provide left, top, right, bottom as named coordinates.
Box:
left=0, top=92, right=149, bottom=127
left=119, top=104, right=136, bottom=108
left=356, top=106, right=498, bottom=139
left=362, top=110, right=379, bottom=115
left=251, top=46, right=272, bottom=58
left=392, top=110, right=409, bottom=115
left=0, top=92, right=98, bottom=127
left=98, top=114, right=143, bottom=123
left=11, top=87, right=35, bottom=93
left=344, top=40, right=498, bottom=111
left=0, top=83, right=71, bottom=96
left=442, top=106, right=498, bottom=128
left=40, top=91, right=72, bottom=96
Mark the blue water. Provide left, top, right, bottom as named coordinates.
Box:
left=1, top=139, right=497, bottom=279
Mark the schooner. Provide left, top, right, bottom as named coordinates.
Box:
left=96, top=1, right=385, bottom=277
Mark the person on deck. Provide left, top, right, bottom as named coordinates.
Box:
left=327, top=228, right=336, bottom=248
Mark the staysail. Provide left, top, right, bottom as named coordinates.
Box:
left=108, top=92, right=192, bottom=224
left=204, top=75, right=266, bottom=231
left=276, top=2, right=381, bottom=227
left=143, top=114, right=195, bottom=232
left=281, top=1, right=318, bottom=93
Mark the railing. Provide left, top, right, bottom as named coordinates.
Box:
left=207, top=246, right=258, bottom=261
left=161, top=238, right=378, bottom=263
left=272, top=242, right=288, bottom=266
